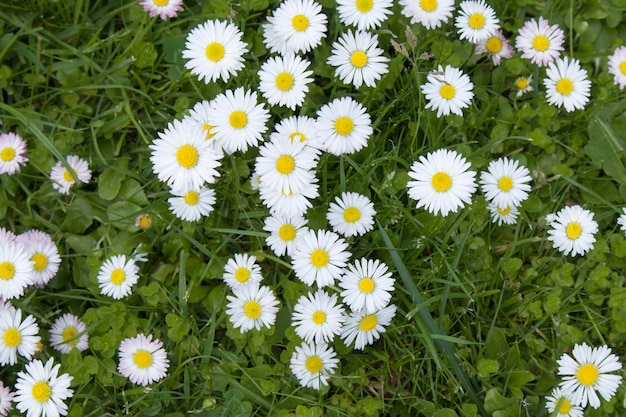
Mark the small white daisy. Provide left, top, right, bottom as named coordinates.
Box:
left=118, top=333, right=169, bottom=386
left=340, top=304, right=396, bottom=350
left=608, top=45, right=626, bottom=90
left=454, top=0, right=500, bottom=44
left=15, top=230, right=61, bottom=288
left=291, top=229, right=351, bottom=288
left=545, top=387, right=584, bottom=417
left=97, top=254, right=140, bottom=299
left=50, top=155, right=92, bottom=195
left=49, top=313, right=89, bottom=355
left=488, top=203, right=519, bottom=226
left=263, top=214, right=308, bottom=257
left=557, top=342, right=623, bottom=409
left=339, top=258, right=394, bottom=313
left=225, top=284, right=279, bottom=333
left=0, top=228, right=16, bottom=244
left=474, top=29, right=514, bottom=66
left=289, top=341, right=339, bottom=390
left=0, top=241, right=34, bottom=300
left=259, top=185, right=318, bottom=218
left=407, top=148, right=477, bottom=217
left=222, top=253, right=263, bottom=290
left=336, top=0, right=393, bottom=30
left=139, top=0, right=183, bottom=20
left=399, top=0, right=455, bottom=29
left=167, top=185, right=216, bottom=222
left=271, top=115, right=323, bottom=150
left=258, top=54, right=314, bottom=110
left=421, top=65, right=475, bottom=117
left=544, top=57, right=591, bottom=112
left=291, top=289, right=345, bottom=344
left=617, top=208, right=626, bottom=234
left=185, top=99, right=221, bottom=151
left=547, top=205, right=598, bottom=257
left=479, top=157, right=532, bottom=208
left=182, top=20, right=248, bottom=83
left=515, top=17, right=564, bottom=67
left=327, top=30, right=389, bottom=89
left=326, top=191, right=376, bottom=237
left=0, top=132, right=27, bottom=175
left=514, top=75, right=533, bottom=97
left=316, top=97, right=373, bottom=156
left=14, top=357, right=73, bottom=417
left=0, top=380, right=14, bottom=416
left=263, top=0, right=328, bottom=56
left=0, top=308, right=40, bottom=366
left=208, top=87, right=270, bottom=154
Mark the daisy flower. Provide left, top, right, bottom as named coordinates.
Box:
left=185, top=99, right=221, bottom=151
left=454, top=0, right=500, bottom=44
left=547, top=205, right=598, bottom=257
left=336, top=0, right=393, bottom=30
left=271, top=115, right=323, bottom=150
left=617, top=208, right=626, bottom=234
left=50, top=155, right=92, bottom=195
left=0, top=228, right=16, bottom=244
left=263, top=0, right=328, bottom=56
left=138, top=0, right=183, bottom=20
left=149, top=118, right=222, bottom=191
left=0, top=380, right=14, bottom=416
left=407, top=148, right=477, bottom=216
left=49, top=313, right=89, bottom=354
left=15, top=230, right=61, bottom=288
left=225, top=284, right=279, bottom=333
left=208, top=87, right=270, bottom=154
left=608, top=45, right=626, bottom=90
left=399, top=0, right=455, bottom=30
left=544, top=57, right=591, bottom=112
left=0, top=241, right=34, bottom=300
left=339, top=258, right=394, bottom=313
left=316, top=97, right=373, bottom=156
left=515, top=17, right=564, bottom=67
left=167, top=185, right=216, bottom=222
left=557, top=342, right=623, bottom=408
left=14, top=357, right=73, bottom=417
left=340, top=304, right=396, bottom=350
left=488, top=203, right=519, bottom=226
left=326, top=191, right=376, bottom=237
left=291, top=229, right=351, bottom=288
left=479, top=157, right=532, bottom=208
left=545, top=387, right=584, bottom=417
left=263, top=214, right=308, bottom=257
left=135, top=214, right=152, bottom=230
left=291, top=289, right=345, bottom=343
left=514, top=75, right=533, bottom=97
left=259, top=184, right=318, bottom=218
left=327, top=30, right=389, bottom=89
left=421, top=65, right=475, bottom=117
left=0, top=132, right=27, bottom=175
left=118, top=333, right=169, bottom=386
left=97, top=254, right=140, bottom=299
left=474, top=29, right=514, bottom=66
left=289, top=341, right=339, bottom=390
left=0, top=308, right=40, bottom=366
left=222, top=253, right=263, bottom=290
left=182, top=20, right=248, bottom=83
left=259, top=54, right=314, bottom=110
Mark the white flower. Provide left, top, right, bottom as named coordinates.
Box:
left=138, top=0, right=183, bottom=20
left=316, top=97, right=373, bottom=156
left=0, top=379, right=14, bottom=417
left=474, top=29, right=514, bottom=66
left=339, top=258, right=394, bottom=313
left=407, top=149, right=477, bottom=216
left=400, top=0, right=454, bottom=29
left=547, top=205, right=598, bottom=257
left=336, top=0, right=393, bottom=30
left=0, top=241, right=34, bottom=300
left=168, top=185, right=216, bottom=222
left=259, top=185, right=318, bottom=218
left=326, top=191, right=376, bottom=237
left=225, top=284, right=279, bottom=332
left=49, top=313, right=89, bottom=354
left=0, top=228, right=16, bottom=244
left=182, top=20, right=248, bottom=83
left=0, top=308, right=40, bottom=366
left=0, top=132, right=27, bottom=175
left=263, top=0, right=327, bottom=56
left=97, top=254, right=140, bottom=299
left=184, top=99, right=221, bottom=152
left=617, top=208, right=626, bottom=234
left=479, top=157, right=532, bottom=208
left=327, top=30, right=389, bottom=89
left=271, top=115, right=323, bottom=150
left=289, top=341, right=339, bottom=390
left=421, top=65, right=474, bottom=117
left=544, top=57, right=591, bottom=112
left=454, top=0, right=499, bottom=43
left=608, top=45, right=626, bottom=90
left=291, top=289, right=345, bottom=343
left=259, top=55, right=314, bottom=110
left=557, top=342, right=623, bottom=408
left=14, top=358, right=73, bottom=417
left=15, top=230, right=61, bottom=288
left=515, top=17, right=564, bottom=67
left=291, top=229, right=351, bottom=288
left=488, top=203, right=519, bottom=226
left=545, top=387, right=584, bottom=417
left=514, top=75, right=533, bottom=97
left=49, top=155, right=91, bottom=195
left=340, top=304, right=396, bottom=350
left=118, top=333, right=169, bottom=386
left=263, top=214, right=308, bottom=257
left=222, top=253, right=263, bottom=290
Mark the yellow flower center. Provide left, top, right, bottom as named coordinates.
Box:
left=497, top=176, right=513, bottom=191
left=532, top=35, right=549, bottom=52
left=275, top=72, right=294, bottom=91
left=576, top=363, right=599, bottom=386
left=137, top=214, right=152, bottom=229
left=439, top=84, right=456, bottom=99
left=515, top=77, right=529, bottom=90
left=63, top=169, right=76, bottom=182
left=566, top=222, right=582, bottom=240
left=289, top=131, right=307, bottom=143
left=292, top=14, right=309, bottom=31
left=202, top=123, right=216, bottom=140
left=359, top=277, right=375, bottom=293
left=497, top=206, right=511, bottom=215
left=350, top=51, right=368, bottom=68
left=359, top=314, right=378, bottom=331
left=176, top=144, right=199, bottom=169
left=31, top=381, right=52, bottom=403
left=556, top=78, right=574, bottom=96
left=485, top=36, right=502, bottom=53
left=420, top=0, right=437, bottom=12
left=312, top=311, right=326, bottom=325
left=278, top=224, right=297, bottom=241
left=0, top=262, right=15, bottom=280
left=62, top=327, right=79, bottom=346
left=275, top=155, right=296, bottom=175
left=356, top=0, right=373, bottom=12
left=205, top=42, right=225, bottom=62
left=310, top=249, right=329, bottom=268
left=154, top=0, right=169, bottom=5
left=243, top=300, right=262, bottom=319
left=557, top=397, right=572, bottom=414
left=110, top=269, right=126, bottom=285
left=334, top=117, right=354, bottom=136
left=431, top=172, right=452, bottom=192
left=0, top=147, right=15, bottom=162
left=343, top=207, right=361, bottom=223
left=229, top=110, right=248, bottom=129
left=305, top=355, right=323, bottom=373
left=3, top=328, right=21, bottom=347
left=32, top=253, right=48, bottom=272
left=234, top=267, right=250, bottom=283
left=468, top=13, right=486, bottom=29
left=133, top=349, right=153, bottom=369
left=620, top=61, right=626, bottom=75
left=184, top=190, right=200, bottom=206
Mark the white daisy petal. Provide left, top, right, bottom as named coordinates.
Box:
left=545, top=387, right=584, bottom=417
left=316, top=97, right=373, bottom=155
left=259, top=54, right=314, bottom=110
left=225, top=284, right=279, bottom=333
left=139, top=0, right=183, bottom=20
left=222, top=253, right=263, bottom=290
left=421, top=65, right=474, bottom=118
left=291, top=229, right=351, bottom=288
left=50, top=155, right=92, bottom=195
left=326, top=192, right=376, bottom=237
left=454, top=0, right=499, bottom=43
left=339, top=258, right=394, bottom=313
left=608, top=46, right=626, bottom=89
left=336, top=0, right=393, bottom=30
left=49, top=313, right=89, bottom=354
left=479, top=157, right=532, bottom=208
left=547, top=205, right=598, bottom=257
left=515, top=17, right=564, bottom=67
left=543, top=57, right=591, bottom=112
left=14, top=358, right=73, bottom=417
left=0, top=132, right=28, bottom=175
left=118, top=333, right=169, bottom=386
left=340, top=304, right=396, bottom=350
left=263, top=214, right=308, bottom=257
left=289, top=341, right=339, bottom=390
left=97, top=255, right=140, bottom=299
left=0, top=308, right=40, bottom=366
left=399, top=0, right=455, bottom=30
left=292, top=289, right=345, bottom=343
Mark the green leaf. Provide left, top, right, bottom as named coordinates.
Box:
left=98, top=167, right=125, bottom=200
left=107, top=201, right=142, bottom=231
left=132, top=41, right=157, bottom=69
left=477, top=358, right=500, bottom=378
left=166, top=313, right=191, bottom=342
left=434, top=409, right=459, bottom=417
left=586, top=116, right=626, bottom=185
